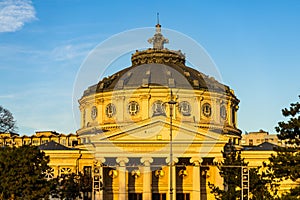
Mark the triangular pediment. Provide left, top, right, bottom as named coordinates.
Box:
left=90, top=116, right=229, bottom=143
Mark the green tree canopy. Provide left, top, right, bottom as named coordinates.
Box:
left=264, top=95, right=300, bottom=199
left=0, top=145, right=51, bottom=200
left=0, top=105, right=17, bottom=133
left=50, top=173, right=81, bottom=200
left=50, top=172, right=92, bottom=200
left=276, top=95, right=300, bottom=145
left=209, top=144, right=274, bottom=200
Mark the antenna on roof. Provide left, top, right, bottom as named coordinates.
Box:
left=157, top=12, right=159, bottom=24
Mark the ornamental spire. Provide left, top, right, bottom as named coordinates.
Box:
left=148, top=13, right=169, bottom=50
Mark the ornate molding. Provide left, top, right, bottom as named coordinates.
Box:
left=94, top=157, right=106, bottom=165
left=116, top=157, right=129, bottom=166
left=140, top=157, right=153, bottom=166
left=155, top=169, right=165, bottom=178
left=108, top=169, right=118, bottom=178
left=190, top=157, right=203, bottom=166
left=165, top=157, right=179, bottom=165
left=131, top=49, right=185, bottom=66
left=95, top=98, right=104, bottom=104
left=131, top=169, right=141, bottom=178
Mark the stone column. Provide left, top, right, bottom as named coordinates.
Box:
left=140, top=157, right=154, bottom=200
left=116, top=157, right=129, bottom=200
left=166, top=157, right=178, bottom=200
left=190, top=157, right=203, bottom=200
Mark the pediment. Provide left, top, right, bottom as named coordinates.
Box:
left=90, top=116, right=229, bottom=143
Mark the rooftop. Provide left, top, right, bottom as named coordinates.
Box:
left=242, top=142, right=279, bottom=151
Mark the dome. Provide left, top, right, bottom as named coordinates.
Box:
left=82, top=48, right=231, bottom=97
left=78, top=23, right=241, bottom=138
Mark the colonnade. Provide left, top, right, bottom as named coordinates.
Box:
left=92, top=156, right=209, bottom=200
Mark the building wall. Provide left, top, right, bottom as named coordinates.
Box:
left=0, top=131, right=80, bottom=148
left=1, top=130, right=297, bottom=199
left=242, top=150, right=300, bottom=197
left=241, top=130, right=281, bottom=146
left=78, top=87, right=240, bottom=140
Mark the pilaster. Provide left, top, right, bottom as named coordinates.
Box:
left=116, top=157, right=129, bottom=200
left=140, top=157, right=154, bottom=200
left=165, top=157, right=178, bottom=200
left=190, top=157, right=203, bottom=200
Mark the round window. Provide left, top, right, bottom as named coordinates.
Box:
left=152, top=100, right=166, bottom=116
left=105, top=103, right=116, bottom=118
left=202, top=103, right=212, bottom=117
left=128, top=101, right=140, bottom=116
left=179, top=101, right=191, bottom=116
left=220, top=105, right=227, bottom=119
left=91, top=106, right=97, bottom=120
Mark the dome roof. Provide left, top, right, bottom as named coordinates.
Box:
left=82, top=24, right=233, bottom=97
left=83, top=49, right=231, bottom=97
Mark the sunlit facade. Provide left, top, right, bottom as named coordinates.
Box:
left=76, top=23, right=241, bottom=200
left=1, top=24, right=297, bottom=200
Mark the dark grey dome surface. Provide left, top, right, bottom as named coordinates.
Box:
left=82, top=49, right=231, bottom=97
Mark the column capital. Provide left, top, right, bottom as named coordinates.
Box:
left=190, top=157, right=203, bottom=165
left=116, top=157, right=129, bottom=166
left=140, top=157, right=153, bottom=166
left=165, top=157, right=178, bottom=165
left=95, top=157, right=106, bottom=164
left=94, top=157, right=106, bottom=166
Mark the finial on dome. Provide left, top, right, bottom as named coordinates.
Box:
left=148, top=14, right=169, bottom=50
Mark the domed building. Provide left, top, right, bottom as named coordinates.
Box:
left=77, top=23, right=241, bottom=200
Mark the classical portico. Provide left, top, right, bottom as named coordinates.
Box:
left=85, top=115, right=233, bottom=200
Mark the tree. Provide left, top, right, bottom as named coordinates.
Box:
left=209, top=144, right=274, bottom=200
left=276, top=95, right=300, bottom=146
left=50, top=173, right=82, bottom=200
left=50, top=172, right=92, bottom=200
left=0, top=105, right=17, bottom=133
left=280, top=186, right=300, bottom=200
left=264, top=95, right=300, bottom=198
left=0, top=145, right=52, bottom=199
left=209, top=144, right=246, bottom=200
left=249, top=167, right=277, bottom=199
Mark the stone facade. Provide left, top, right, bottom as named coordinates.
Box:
left=76, top=23, right=241, bottom=200
left=1, top=23, right=296, bottom=200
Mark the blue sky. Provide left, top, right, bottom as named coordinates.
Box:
left=0, top=0, right=299, bottom=135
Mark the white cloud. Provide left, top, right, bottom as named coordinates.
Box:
left=0, top=0, right=37, bottom=33
left=51, top=42, right=95, bottom=61
left=0, top=94, right=14, bottom=99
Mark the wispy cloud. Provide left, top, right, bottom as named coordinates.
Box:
left=0, top=0, right=37, bottom=33
left=0, top=94, right=14, bottom=99
left=51, top=42, right=95, bottom=61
